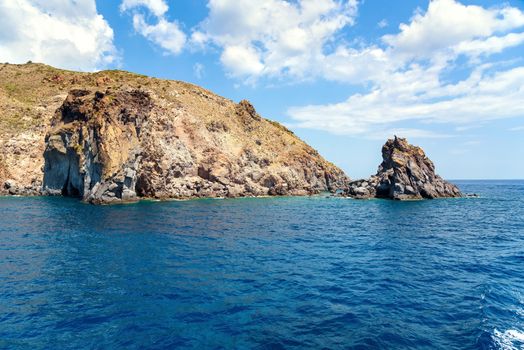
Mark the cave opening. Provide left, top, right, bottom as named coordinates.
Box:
left=60, top=171, right=82, bottom=198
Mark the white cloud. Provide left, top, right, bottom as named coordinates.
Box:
left=191, top=0, right=524, bottom=84
left=288, top=0, right=524, bottom=138
left=378, top=19, right=388, bottom=28
left=0, top=0, right=117, bottom=71
left=220, top=45, right=264, bottom=77
left=132, top=14, right=186, bottom=54
left=121, top=0, right=186, bottom=55
left=454, top=32, right=524, bottom=57
left=120, top=0, right=168, bottom=17
left=383, top=0, right=524, bottom=59
left=193, top=62, right=205, bottom=79
left=192, top=0, right=359, bottom=80
left=290, top=66, right=524, bottom=135
left=320, top=46, right=388, bottom=83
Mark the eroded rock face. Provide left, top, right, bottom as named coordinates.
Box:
left=0, top=64, right=350, bottom=202
left=43, top=89, right=149, bottom=203
left=42, top=88, right=349, bottom=203
left=346, top=136, right=461, bottom=200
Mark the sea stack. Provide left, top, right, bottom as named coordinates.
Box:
left=346, top=136, right=461, bottom=200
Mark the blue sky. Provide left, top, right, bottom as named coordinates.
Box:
left=1, top=0, right=523, bottom=179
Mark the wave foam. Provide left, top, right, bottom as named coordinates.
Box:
left=493, top=329, right=524, bottom=350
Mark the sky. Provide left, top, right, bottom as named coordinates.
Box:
left=0, top=0, right=523, bottom=179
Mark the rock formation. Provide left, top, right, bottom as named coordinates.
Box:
left=0, top=63, right=349, bottom=203
left=42, top=89, right=148, bottom=203
left=346, top=136, right=461, bottom=200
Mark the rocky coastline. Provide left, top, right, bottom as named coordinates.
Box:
left=0, top=63, right=349, bottom=203
left=0, top=63, right=461, bottom=204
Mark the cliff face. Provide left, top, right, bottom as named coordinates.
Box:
left=0, top=63, right=349, bottom=203
left=42, top=89, right=148, bottom=203
left=346, top=137, right=461, bottom=200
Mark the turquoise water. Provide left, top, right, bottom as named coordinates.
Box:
left=1, top=180, right=523, bottom=349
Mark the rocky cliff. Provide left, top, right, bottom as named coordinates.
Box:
left=0, top=63, right=349, bottom=203
left=346, top=137, right=461, bottom=200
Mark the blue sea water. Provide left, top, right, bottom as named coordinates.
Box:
left=0, top=180, right=523, bottom=349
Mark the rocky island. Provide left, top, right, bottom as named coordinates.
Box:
left=0, top=63, right=348, bottom=203
left=345, top=136, right=462, bottom=200
left=0, top=63, right=461, bottom=203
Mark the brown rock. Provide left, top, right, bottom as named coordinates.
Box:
left=346, top=136, right=461, bottom=200
left=1, top=63, right=349, bottom=203
left=40, top=88, right=349, bottom=203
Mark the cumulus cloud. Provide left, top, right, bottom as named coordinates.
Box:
left=290, top=66, right=524, bottom=134
left=453, top=32, right=524, bottom=57
left=132, top=14, right=186, bottom=54
left=121, top=0, right=186, bottom=55
left=220, top=45, right=264, bottom=77
left=120, top=0, right=168, bottom=17
left=192, top=0, right=359, bottom=80
left=288, top=0, right=524, bottom=138
left=0, top=0, right=117, bottom=71
left=383, top=0, right=524, bottom=59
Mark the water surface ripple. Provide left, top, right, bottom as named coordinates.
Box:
left=1, top=180, right=523, bottom=349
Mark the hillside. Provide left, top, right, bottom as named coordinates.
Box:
left=0, top=63, right=349, bottom=202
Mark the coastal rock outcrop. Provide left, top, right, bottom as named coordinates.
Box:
left=0, top=63, right=349, bottom=202
left=346, top=137, right=461, bottom=200
left=38, top=83, right=348, bottom=203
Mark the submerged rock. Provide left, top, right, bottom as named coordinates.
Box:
left=346, top=136, right=461, bottom=200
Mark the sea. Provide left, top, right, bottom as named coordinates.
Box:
left=1, top=180, right=523, bottom=349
